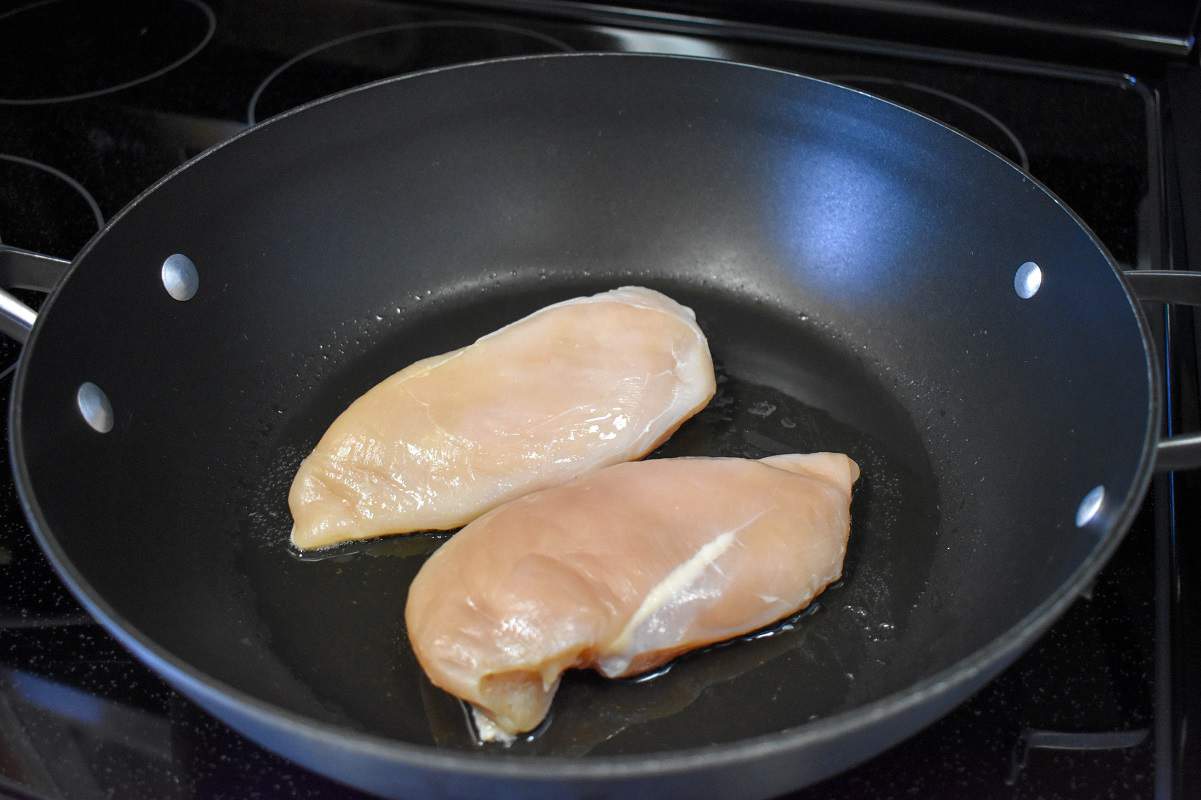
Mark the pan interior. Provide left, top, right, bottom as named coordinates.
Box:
left=230, top=277, right=939, bottom=754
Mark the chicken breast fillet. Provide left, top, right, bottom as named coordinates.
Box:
left=405, top=453, right=860, bottom=739
left=289, top=287, right=715, bottom=550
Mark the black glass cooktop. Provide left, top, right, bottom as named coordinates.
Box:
left=0, top=1, right=1175, bottom=798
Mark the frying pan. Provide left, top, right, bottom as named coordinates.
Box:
left=1, top=54, right=1199, bottom=799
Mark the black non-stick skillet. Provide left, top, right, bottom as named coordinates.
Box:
left=0, top=54, right=1198, bottom=799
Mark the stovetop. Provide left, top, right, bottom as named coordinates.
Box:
left=0, top=1, right=1192, bottom=798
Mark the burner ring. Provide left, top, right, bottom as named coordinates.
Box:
left=247, top=21, right=574, bottom=124
left=823, top=75, right=1030, bottom=171
left=0, top=153, right=104, bottom=251
left=0, top=0, right=216, bottom=106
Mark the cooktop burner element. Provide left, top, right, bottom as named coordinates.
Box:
left=822, top=75, right=1029, bottom=169
left=0, top=153, right=102, bottom=255
left=0, top=0, right=215, bottom=106
left=247, top=21, right=574, bottom=123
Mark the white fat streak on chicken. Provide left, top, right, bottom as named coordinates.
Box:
left=471, top=705, right=516, bottom=744
left=598, top=520, right=751, bottom=677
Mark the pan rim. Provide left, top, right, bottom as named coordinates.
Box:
left=9, top=52, right=1161, bottom=782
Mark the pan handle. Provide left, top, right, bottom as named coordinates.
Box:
left=0, top=246, right=71, bottom=344
left=1124, top=269, right=1201, bottom=471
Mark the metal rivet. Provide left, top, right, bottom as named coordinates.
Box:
left=162, top=253, right=199, bottom=301
left=1014, top=261, right=1042, bottom=299
left=1075, top=485, right=1105, bottom=527
left=77, top=382, right=113, bottom=434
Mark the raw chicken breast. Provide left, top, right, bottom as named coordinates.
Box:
left=289, top=287, right=715, bottom=550
left=405, top=452, right=860, bottom=739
